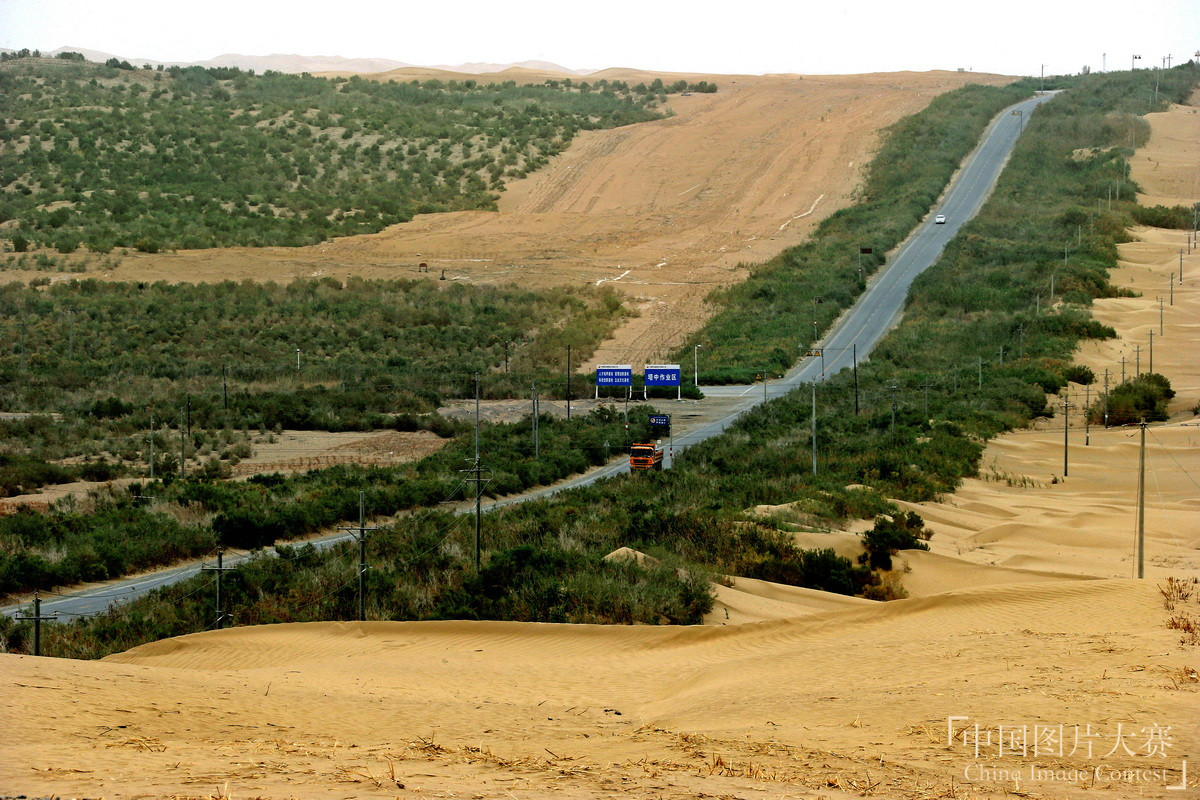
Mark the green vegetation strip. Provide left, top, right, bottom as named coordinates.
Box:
left=0, top=405, right=662, bottom=597
left=0, top=55, right=712, bottom=254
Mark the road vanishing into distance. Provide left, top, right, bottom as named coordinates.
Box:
left=3, top=92, right=1055, bottom=623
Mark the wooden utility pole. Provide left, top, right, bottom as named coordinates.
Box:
left=810, top=381, right=817, bottom=477
left=16, top=592, right=55, bottom=657
left=852, top=343, right=859, bottom=414
left=340, top=492, right=378, bottom=621
left=1135, top=421, right=1146, bottom=578
left=1084, top=384, right=1090, bottom=445
left=179, top=410, right=186, bottom=479
left=565, top=345, right=571, bottom=420
left=1061, top=392, right=1070, bottom=477
left=463, top=375, right=490, bottom=570
left=201, top=548, right=234, bottom=629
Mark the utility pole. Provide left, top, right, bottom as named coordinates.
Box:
left=149, top=412, right=155, bottom=481
left=1062, top=392, right=1070, bottom=478
left=16, top=592, right=55, bottom=657
left=295, top=347, right=301, bottom=372
left=852, top=342, right=859, bottom=415
left=890, top=382, right=898, bottom=432
left=340, top=492, right=377, bottom=622
left=810, top=381, right=817, bottom=477
left=1121, top=354, right=1126, bottom=383
left=531, top=383, right=539, bottom=459
left=1149, top=331, right=1154, bottom=374
left=1135, top=421, right=1146, bottom=579
left=565, top=345, right=571, bottom=420
left=693, top=344, right=701, bottom=388
left=1103, top=369, right=1110, bottom=427
left=812, top=296, right=822, bottom=342
left=463, top=375, right=490, bottom=571
left=201, top=548, right=234, bottom=629
left=1170, top=273, right=1174, bottom=305
left=1084, top=383, right=1090, bottom=445
left=179, top=410, right=186, bottom=480
left=1136, top=343, right=1141, bottom=377
left=1159, top=296, right=1165, bottom=335
left=977, top=356, right=983, bottom=392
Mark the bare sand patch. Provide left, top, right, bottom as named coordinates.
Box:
left=4, top=579, right=1194, bottom=799
left=21, top=70, right=1010, bottom=370
left=230, top=428, right=447, bottom=477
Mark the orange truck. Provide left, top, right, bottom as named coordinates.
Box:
left=629, top=442, right=664, bottom=471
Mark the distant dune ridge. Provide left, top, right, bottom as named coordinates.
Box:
left=1, top=45, right=589, bottom=75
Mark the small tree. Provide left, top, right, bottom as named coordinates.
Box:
left=859, top=511, right=930, bottom=571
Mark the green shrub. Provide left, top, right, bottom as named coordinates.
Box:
left=859, top=511, right=930, bottom=570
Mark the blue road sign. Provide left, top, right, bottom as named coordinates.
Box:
left=649, top=414, right=671, bottom=427
left=644, top=364, right=681, bottom=387
left=596, top=365, right=633, bottom=386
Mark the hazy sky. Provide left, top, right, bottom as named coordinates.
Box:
left=1, top=0, right=1196, bottom=76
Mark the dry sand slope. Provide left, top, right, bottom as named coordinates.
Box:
left=3, top=580, right=1196, bottom=799
left=87, top=70, right=1009, bottom=368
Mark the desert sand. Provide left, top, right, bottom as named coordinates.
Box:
left=41, top=69, right=1010, bottom=368
left=3, top=580, right=1194, bottom=799
left=3, top=82, right=1199, bottom=800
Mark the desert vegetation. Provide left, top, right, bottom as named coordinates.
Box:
left=0, top=55, right=711, bottom=256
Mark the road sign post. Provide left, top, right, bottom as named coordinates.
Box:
left=643, top=364, right=682, bottom=400
left=595, top=365, right=633, bottom=399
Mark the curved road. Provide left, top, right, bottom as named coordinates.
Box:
left=3, top=92, right=1053, bottom=623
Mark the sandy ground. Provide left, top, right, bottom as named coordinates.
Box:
left=10, top=69, right=1011, bottom=369
left=3, top=580, right=1195, bottom=799
left=4, top=79, right=1199, bottom=800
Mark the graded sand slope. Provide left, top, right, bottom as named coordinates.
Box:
left=76, top=70, right=1010, bottom=367
left=903, top=89, right=1200, bottom=590
left=1131, top=95, right=1200, bottom=208
left=706, top=575, right=876, bottom=625
left=3, top=580, right=1194, bottom=799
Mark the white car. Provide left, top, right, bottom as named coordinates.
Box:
left=934, top=214, right=947, bottom=224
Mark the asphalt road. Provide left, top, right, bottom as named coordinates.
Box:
left=3, top=92, right=1053, bottom=623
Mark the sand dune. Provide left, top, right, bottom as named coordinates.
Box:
left=4, top=579, right=1194, bottom=798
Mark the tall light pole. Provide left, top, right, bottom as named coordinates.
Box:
left=693, top=344, right=702, bottom=388
left=295, top=347, right=301, bottom=372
